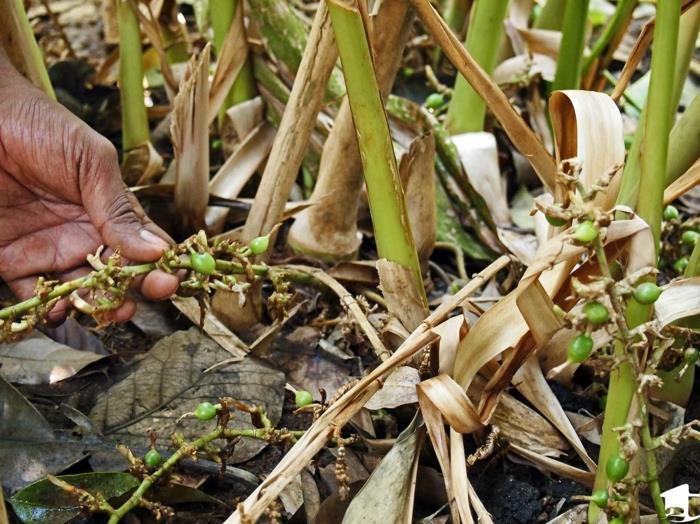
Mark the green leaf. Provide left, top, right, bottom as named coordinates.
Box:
left=10, top=473, right=139, bottom=524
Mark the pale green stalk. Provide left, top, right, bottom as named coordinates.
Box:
left=2, top=0, right=55, bottom=98
left=118, top=0, right=149, bottom=151
left=552, top=0, right=590, bottom=91
left=326, top=0, right=426, bottom=304
left=210, top=0, right=256, bottom=116
left=667, top=92, right=700, bottom=186
left=616, top=3, right=699, bottom=207
left=445, top=0, right=509, bottom=133
left=590, top=1, right=681, bottom=521
left=534, top=0, right=565, bottom=30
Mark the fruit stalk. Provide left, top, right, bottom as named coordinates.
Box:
left=592, top=2, right=681, bottom=520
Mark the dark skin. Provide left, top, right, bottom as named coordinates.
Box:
left=0, top=51, right=179, bottom=322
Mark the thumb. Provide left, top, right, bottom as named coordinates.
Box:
left=80, top=138, right=172, bottom=262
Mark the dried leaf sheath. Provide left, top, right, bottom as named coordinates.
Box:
left=171, top=45, right=211, bottom=231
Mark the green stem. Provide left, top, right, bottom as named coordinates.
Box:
left=685, top=238, right=700, bottom=277
left=639, top=397, right=669, bottom=524
left=0, top=259, right=271, bottom=322
left=210, top=0, right=256, bottom=118
left=445, top=0, right=509, bottom=133
left=582, top=0, right=637, bottom=76
left=534, top=0, right=566, bottom=30
left=326, top=0, right=427, bottom=305
left=667, top=92, right=700, bottom=186
left=0, top=0, right=55, bottom=98
left=616, top=0, right=696, bottom=208
left=593, top=2, right=681, bottom=521
left=118, top=0, right=149, bottom=151
left=552, top=0, right=591, bottom=91
left=107, top=427, right=225, bottom=524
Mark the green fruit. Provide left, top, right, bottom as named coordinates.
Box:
left=572, top=221, right=598, bottom=244
left=249, top=236, right=270, bottom=255
left=190, top=252, right=216, bottom=275
left=608, top=518, right=624, bottom=524
left=590, top=489, right=608, bottom=508
left=545, top=214, right=567, bottom=227
left=568, top=334, right=594, bottom=363
left=584, top=301, right=609, bottom=324
left=684, top=347, right=699, bottom=365
left=663, top=205, right=680, bottom=221
left=682, top=230, right=700, bottom=246
left=194, top=402, right=218, bottom=421
left=424, top=92, right=445, bottom=110
left=294, top=390, right=313, bottom=408
left=144, top=449, right=161, bottom=468
left=632, top=282, right=662, bottom=305
left=606, top=454, right=629, bottom=482
left=673, top=257, right=689, bottom=274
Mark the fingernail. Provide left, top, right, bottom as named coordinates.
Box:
left=140, top=229, right=169, bottom=250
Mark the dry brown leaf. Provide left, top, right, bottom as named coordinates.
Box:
left=434, top=314, right=468, bottom=376
left=223, top=257, right=511, bottom=524
left=0, top=332, right=106, bottom=385
left=419, top=385, right=466, bottom=524
left=206, top=122, right=277, bottom=233
left=342, top=419, right=423, bottom=524
left=549, top=91, right=624, bottom=208
left=242, top=3, right=338, bottom=243
left=171, top=45, right=211, bottom=230
left=170, top=296, right=249, bottom=358
left=654, top=277, right=700, bottom=326
left=512, top=356, right=597, bottom=471
left=121, top=141, right=164, bottom=186
left=365, top=366, right=420, bottom=410
left=89, top=329, right=284, bottom=463
left=399, top=133, right=437, bottom=269
left=418, top=374, right=483, bottom=434
left=452, top=132, right=510, bottom=226
left=510, top=444, right=595, bottom=488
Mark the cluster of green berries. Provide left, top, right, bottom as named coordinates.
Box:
left=663, top=205, right=699, bottom=274
left=567, top=281, right=663, bottom=363
left=188, top=236, right=270, bottom=276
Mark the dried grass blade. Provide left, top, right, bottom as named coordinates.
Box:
left=171, top=44, right=211, bottom=230
left=408, top=0, right=558, bottom=191
left=513, top=356, right=597, bottom=471
left=510, top=444, right=595, bottom=487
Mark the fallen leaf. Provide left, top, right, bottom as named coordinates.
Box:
left=365, top=367, right=420, bottom=410
left=89, top=328, right=285, bottom=463
left=0, top=332, right=106, bottom=385
left=10, top=473, right=139, bottom=524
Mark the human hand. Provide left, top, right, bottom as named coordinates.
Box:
left=0, top=54, right=178, bottom=322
